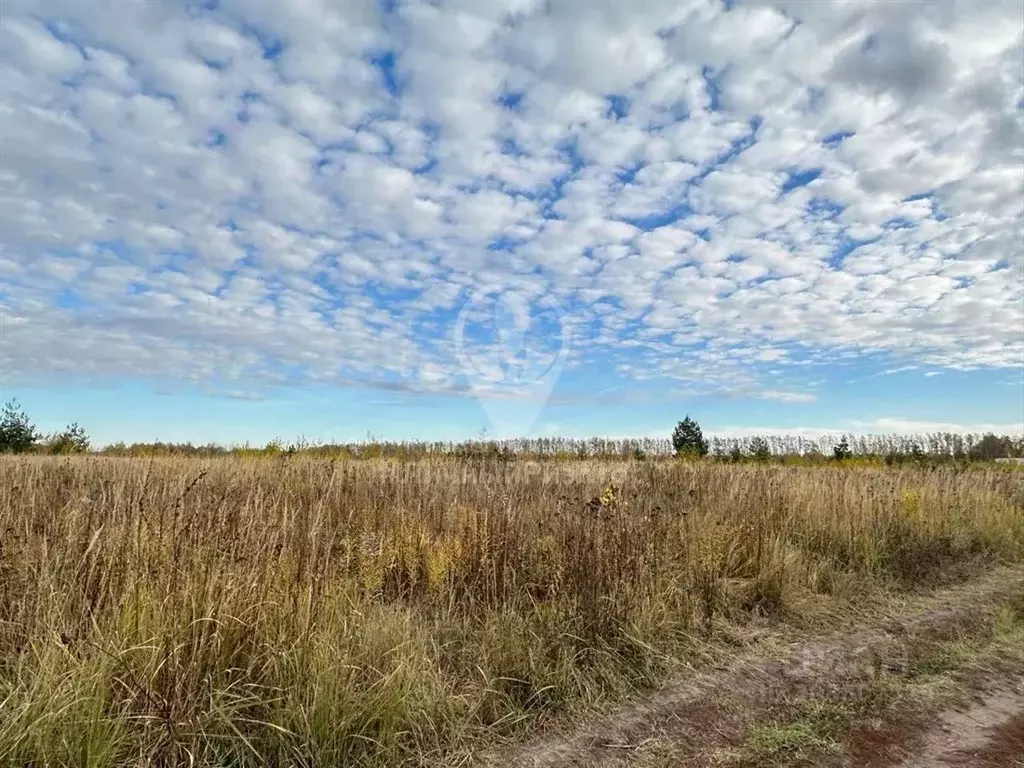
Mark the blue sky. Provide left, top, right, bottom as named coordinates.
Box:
left=1, top=0, right=1022, bottom=446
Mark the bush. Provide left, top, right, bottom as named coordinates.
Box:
left=48, top=423, right=91, bottom=455
left=0, top=399, right=39, bottom=454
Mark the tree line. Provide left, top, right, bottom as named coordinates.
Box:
left=0, top=399, right=1020, bottom=462
left=669, top=415, right=1022, bottom=463
left=0, top=400, right=89, bottom=454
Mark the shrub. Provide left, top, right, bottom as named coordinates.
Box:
left=48, top=423, right=91, bottom=454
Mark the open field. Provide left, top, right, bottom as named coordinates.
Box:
left=1, top=457, right=1022, bottom=766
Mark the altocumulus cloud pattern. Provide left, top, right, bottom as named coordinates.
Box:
left=1, top=0, right=1022, bottom=402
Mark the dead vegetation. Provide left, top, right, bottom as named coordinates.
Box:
left=0, top=456, right=1021, bottom=766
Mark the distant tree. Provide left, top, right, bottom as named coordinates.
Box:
left=969, top=433, right=1012, bottom=461
left=672, top=416, right=708, bottom=457
left=833, top=436, right=852, bottom=461
left=803, top=445, right=824, bottom=460
left=750, top=436, right=771, bottom=460
left=48, top=423, right=90, bottom=454
left=0, top=399, right=39, bottom=454
left=729, top=446, right=744, bottom=462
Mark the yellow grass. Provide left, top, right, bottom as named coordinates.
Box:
left=0, top=456, right=1021, bottom=766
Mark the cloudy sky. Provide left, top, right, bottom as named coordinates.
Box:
left=1, top=0, right=1022, bottom=445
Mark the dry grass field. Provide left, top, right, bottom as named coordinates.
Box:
left=1, top=456, right=1022, bottom=766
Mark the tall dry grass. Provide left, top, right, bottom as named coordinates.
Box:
left=0, top=456, right=1021, bottom=766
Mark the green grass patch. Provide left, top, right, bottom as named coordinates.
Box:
left=744, top=698, right=861, bottom=763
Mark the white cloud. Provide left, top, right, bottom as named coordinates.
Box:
left=0, top=0, right=1021, bottom=400
left=710, top=419, right=1024, bottom=440
left=754, top=389, right=817, bottom=403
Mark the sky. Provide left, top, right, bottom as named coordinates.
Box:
left=0, top=0, right=1022, bottom=446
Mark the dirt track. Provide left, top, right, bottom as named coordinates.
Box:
left=479, top=567, right=1024, bottom=768
left=894, top=687, right=1024, bottom=768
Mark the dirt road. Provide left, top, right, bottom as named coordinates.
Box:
left=479, top=567, right=1024, bottom=768
left=894, top=687, right=1023, bottom=768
